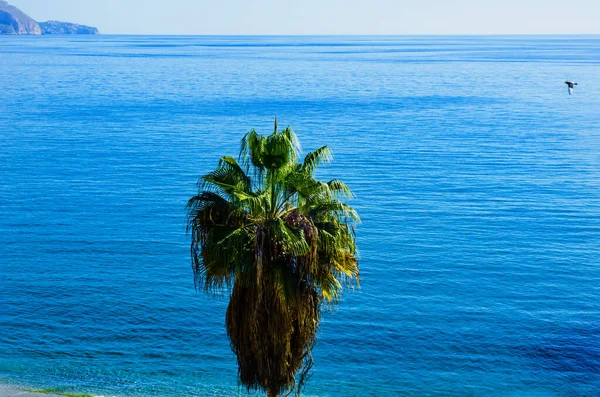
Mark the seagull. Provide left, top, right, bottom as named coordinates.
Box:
left=565, top=81, right=578, bottom=95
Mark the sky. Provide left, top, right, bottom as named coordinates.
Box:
left=8, top=0, right=600, bottom=35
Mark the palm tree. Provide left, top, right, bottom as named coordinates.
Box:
left=187, top=119, right=359, bottom=397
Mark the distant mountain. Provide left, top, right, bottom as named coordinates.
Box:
left=0, top=0, right=42, bottom=35
left=39, top=21, right=98, bottom=35
left=0, top=1, right=98, bottom=35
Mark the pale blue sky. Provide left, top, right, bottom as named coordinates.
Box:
left=9, top=0, right=599, bottom=35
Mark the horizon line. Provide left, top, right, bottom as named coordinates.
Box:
left=79, top=33, right=600, bottom=37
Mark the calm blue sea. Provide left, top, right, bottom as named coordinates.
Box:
left=1, top=35, right=599, bottom=397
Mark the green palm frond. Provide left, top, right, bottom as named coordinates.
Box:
left=262, top=126, right=299, bottom=173
left=314, top=271, right=343, bottom=302
left=219, top=156, right=252, bottom=189
left=271, top=218, right=310, bottom=257
left=281, top=171, right=332, bottom=207
left=327, top=179, right=354, bottom=199
left=240, top=128, right=264, bottom=169
left=307, top=201, right=361, bottom=224
left=202, top=155, right=253, bottom=198
left=301, top=146, right=332, bottom=175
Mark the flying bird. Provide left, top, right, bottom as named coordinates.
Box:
left=565, top=81, right=578, bottom=95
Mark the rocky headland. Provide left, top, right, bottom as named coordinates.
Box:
left=0, top=1, right=98, bottom=35
left=38, top=20, right=99, bottom=35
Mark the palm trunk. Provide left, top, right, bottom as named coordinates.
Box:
left=267, top=390, right=278, bottom=397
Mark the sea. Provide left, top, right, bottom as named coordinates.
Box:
left=0, top=35, right=599, bottom=397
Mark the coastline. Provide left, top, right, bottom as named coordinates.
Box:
left=0, top=385, right=93, bottom=397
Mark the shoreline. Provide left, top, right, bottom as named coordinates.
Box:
left=0, top=385, right=94, bottom=397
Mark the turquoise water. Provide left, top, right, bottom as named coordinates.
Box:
left=1, top=35, right=599, bottom=396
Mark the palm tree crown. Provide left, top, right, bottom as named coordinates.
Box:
left=187, top=119, right=359, bottom=396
